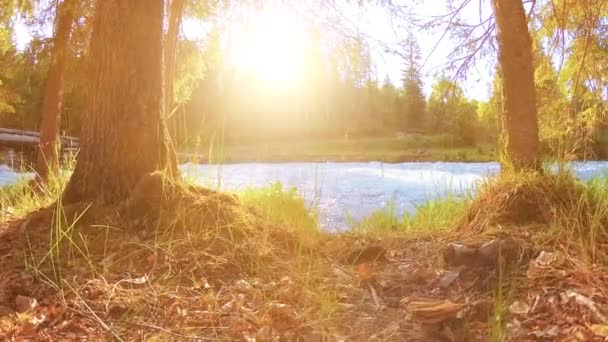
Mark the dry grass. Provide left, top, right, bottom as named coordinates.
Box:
left=457, top=170, right=608, bottom=263
left=1, top=169, right=608, bottom=340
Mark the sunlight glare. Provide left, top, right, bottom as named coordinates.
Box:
left=229, top=8, right=306, bottom=84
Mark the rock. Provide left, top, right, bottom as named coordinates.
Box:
left=15, top=295, right=37, bottom=313
left=444, top=239, right=518, bottom=267
left=344, top=245, right=388, bottom=265
left=443, top=243, right=477, bottom=267
left=477, top=239, right=501, bottom=264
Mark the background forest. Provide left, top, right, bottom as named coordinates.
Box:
left=1, top=0, right=607, bottom=163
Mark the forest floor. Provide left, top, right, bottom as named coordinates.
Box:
left=0, top=172, right=607, bottom=341
left=180, top=136, right=495, bottom=163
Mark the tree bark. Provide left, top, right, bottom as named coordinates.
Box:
left=492, top=0, right=540, bottom=170
left=36, top=0, right=75, bottom=181
left=63, top=0, right=177, bottom=203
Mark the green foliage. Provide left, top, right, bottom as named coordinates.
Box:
left=174, top=39, right=207, bottom=106
left=240, top=182, right=318, bottom=233
left=477, top=71, right=501, bottom=143
left=427, top=77, right=479, bottom=145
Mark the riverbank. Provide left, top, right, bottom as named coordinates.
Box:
left=0, top=171, right=607, bottom=340
left=180, top=136, right=496, bottom=163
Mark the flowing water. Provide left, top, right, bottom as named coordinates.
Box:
left=180, top=161, right=608, bottom=229
left=3, top=162, right=608, bottom=229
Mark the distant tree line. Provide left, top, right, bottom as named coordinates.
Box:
left=1, top=0, right=608, bottom=164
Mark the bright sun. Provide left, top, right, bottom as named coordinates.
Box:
left=229, top=8, right=306, bottom=84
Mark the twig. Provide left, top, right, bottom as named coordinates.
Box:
left=114, top=320, right=237, bottom=341
left=564, top=290, right=608, bottom=324
left=368, top=283, right=381, bottom=309
left=63, top=280, right=124, bottom=342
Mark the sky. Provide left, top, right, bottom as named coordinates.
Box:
left=184, top=0, right=497, bottom=100
left=385, top=2, right=494, bottom=100
left=13, top=0, right=497, bottom=101
left=316, top=0, right=496, bottom=100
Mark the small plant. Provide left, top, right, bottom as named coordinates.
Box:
left=240, top=182, right=318, bottom=233
left=357, top=194, right=470, bottom=232
left=403, top=194, right=471, bottom=231
left=357, top=200, right=400, bottom=232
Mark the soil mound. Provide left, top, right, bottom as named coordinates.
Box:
left=458, top=172, right=588, bottom=232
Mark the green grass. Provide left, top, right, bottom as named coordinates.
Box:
left=181, top=135, right=496, bottom=163
left=0, top=171, right=70, bottom=218
left=355, top=194, right=471, bottom=233
left=239, top=182, right=318, bottom=233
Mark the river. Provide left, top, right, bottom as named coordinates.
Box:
left=180, top=161, right=608, bottom=229
left=2, top=162, right=608, bottom=229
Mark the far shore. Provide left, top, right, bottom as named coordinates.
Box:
left=178, top=136, right=497, bottom=164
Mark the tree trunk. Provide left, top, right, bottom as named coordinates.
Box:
left=492, top=0, right=540, bottom=170
left=36, top=0, right=75, bottom=181
left=63, top=0, right=177, bottom=203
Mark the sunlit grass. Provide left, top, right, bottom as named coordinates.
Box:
left=0, top=171, right=70, bottom=219
left=239, top=181, right=318, bottom=233
left=356, top=194, right=471, bottom=233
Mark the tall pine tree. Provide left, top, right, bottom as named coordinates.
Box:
left=401, top=34, right=426, bottom=132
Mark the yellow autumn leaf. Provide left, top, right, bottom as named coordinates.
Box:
left=590, top=324, right=608, bottom=337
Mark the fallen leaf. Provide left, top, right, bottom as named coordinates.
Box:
left=530, top=325, right=559, bottom=338
left=527, top=251, right=566, bottom=279
left=356, top=262, right=374, bottom=281
left=125, top=275, right=148, bottom=285
left=590, top=324, right=608, bottom=337
left=439, top=270, right=461, bottom=288
left=222, top=299, right=236, bottom=312
left=235, top=279, right=252, bottom=292
left=535, top=251, right=557, bottom=267
left=30, top=312, right=47, bottom=325
left=562, top=290, right=608, bottom=324
left=509, top=301, right=530, bottom=315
